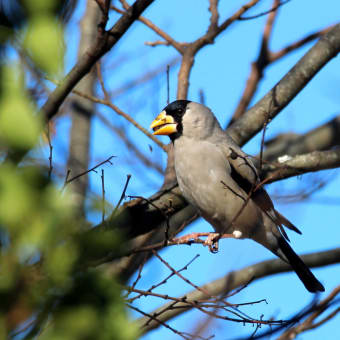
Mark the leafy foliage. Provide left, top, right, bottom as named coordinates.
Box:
left=0, top=1, right=137, bottom=339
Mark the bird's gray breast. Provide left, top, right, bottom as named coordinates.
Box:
left=174, top=137, right=237, bottom=232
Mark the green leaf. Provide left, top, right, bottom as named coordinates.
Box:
left=22, top=0, right=59, bottom=15
left=0, top=66, right=42, bottom=150
left=23, top=16, right=64, bottom=75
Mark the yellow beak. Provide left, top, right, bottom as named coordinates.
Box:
left=150, top=111, right=177, bottom=135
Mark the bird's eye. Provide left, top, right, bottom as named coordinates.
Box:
left=177, top=108, right=183, bottom=114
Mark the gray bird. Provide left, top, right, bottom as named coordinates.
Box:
left=150, top=100, right=324, bottom=293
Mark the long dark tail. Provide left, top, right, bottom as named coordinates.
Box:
left=277, top=237, right=324, bottom=293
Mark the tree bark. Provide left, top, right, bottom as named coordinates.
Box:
left=67, top=0, right=101, bottom=214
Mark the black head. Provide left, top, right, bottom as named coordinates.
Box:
left=162, top=100, right=191, bottom=140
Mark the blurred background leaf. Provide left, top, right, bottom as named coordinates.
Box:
left=0, top=1, right=137, bottom=339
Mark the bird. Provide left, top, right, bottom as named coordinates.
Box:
left=150, top=100, right=324, bottom=293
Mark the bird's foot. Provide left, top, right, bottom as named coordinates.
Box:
left=204, top=232, right=239, bottom=253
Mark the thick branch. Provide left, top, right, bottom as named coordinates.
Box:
left=42, top=0, right=154, bottom=120
left=262, top=148, right=340, bottom=183
left=228, top=23, right=340, bottom=146
left=263, top=115, right=340, bottom=161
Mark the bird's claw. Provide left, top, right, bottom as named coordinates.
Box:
left=203, top=233, right=220, bottom=253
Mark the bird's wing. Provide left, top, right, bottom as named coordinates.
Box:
left=220, top=141, right=301, bottom=239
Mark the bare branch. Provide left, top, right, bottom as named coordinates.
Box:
left=46, top=124, right=53, bottom=179
left=239, top=0, right=291, bottom=20
left=65, top=156, right=115, bottom=185
left=94, top=110, right=164, bottom=175
left=208, top=0, right=219, bottom=32
left=128, top=304, right=193, bottom=340
left=113, top=1, right=185, bottom=53
left=230, top=22, right=334, bottom=126
left=262, top=148, right=340, bottom=183
left=42, top=0, right=155, bottom=121
left=228, top=23, right=340, bottom=146
left=101, top=169, right=105, bottom=223
left=137, top=247, right=340, bottom=333
left=67, top=0, right=101, bottom=214
left=230, top=0, right=280, bottom=124
left=144, top=40, right=170, bottom=47
left=262, top=114, right=340, bottom=162
left=277, top=286, right=340, bottom=340
left=114, top=174, right=132, bottom=213
left=127, top=254, right=200, bottom=303
left=270, top=25, right=335, bottom=62
left=72, top=89, right=167, bottom=151
left=109, top=56, right=180, bottom=99
left=177, top=0, right=260, bottom=99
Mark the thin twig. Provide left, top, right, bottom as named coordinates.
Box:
left=46, top=124, right=53, bottom=179
left=129, top=285, right=287, bottom=326
left=128, top=304, right=192, bottom=340
left=277, top=285, right=340, bottom=340
left=110, top=56, right=180, bottom=99
left=101, top=169, right=105, bottom=223
left=166, top=64, right=170, bottom=104
left=128, top=195, right=171, bottom=244
left=239, top=0, right=291, bottom=20
left=199, top=89, right=205, bottom=105
left=128, top=254, right=200, bottom=303
left=270, top=25, right=334, bottom=62
left=127, top=212, right=199, bottom=255
left=94, top=110, right=164, bottom=174
left=177, top=0, right=260, bottom=99
left=62, top=169, right=71, bottom=191
left=114, top=174, right=132, bottom=213
left=128, top=254, right=148, bottom=294
left=229, top=0, right=280, bottom=124
left=152, top=250, right=217, bottom=301
left=145, top=40, right=170, bottom=47
left=66, top=155, right=115, bottom=185
left=72, top=89, right=167, bottom=151
left=96, top=62, right=110, bottom=100
left=113, top=1, right=185, bottom=53
left=259, top=115, right=270, bottom=171
left=42, top=0, right=155, bottom=121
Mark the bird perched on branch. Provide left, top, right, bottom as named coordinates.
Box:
left=150, top=100, right=324, bottom=293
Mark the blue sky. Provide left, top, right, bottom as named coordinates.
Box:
left=50, top=1, right=340, bottom=339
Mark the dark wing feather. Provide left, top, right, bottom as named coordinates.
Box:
left=226, top=149, right=301, bottom=239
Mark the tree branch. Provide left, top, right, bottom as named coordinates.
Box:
left=137, top=248, right=340, bottom=333
left=113, top=1, right=185, bottom=53
left=277, top=285, right=340, bottom=340
left=228, top=23, right=340, bottom=146
left=262, top=114, right=340, bottom=162
left=262, top=148, right=340, bottom=183
left=177, top=0, right=260, bottom=99
left=229, top=0, right=280, bottom=125
left=41, top=0, right=154, bottom=121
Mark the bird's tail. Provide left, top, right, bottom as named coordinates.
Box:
left=277, top=237, right=324, bottom=293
